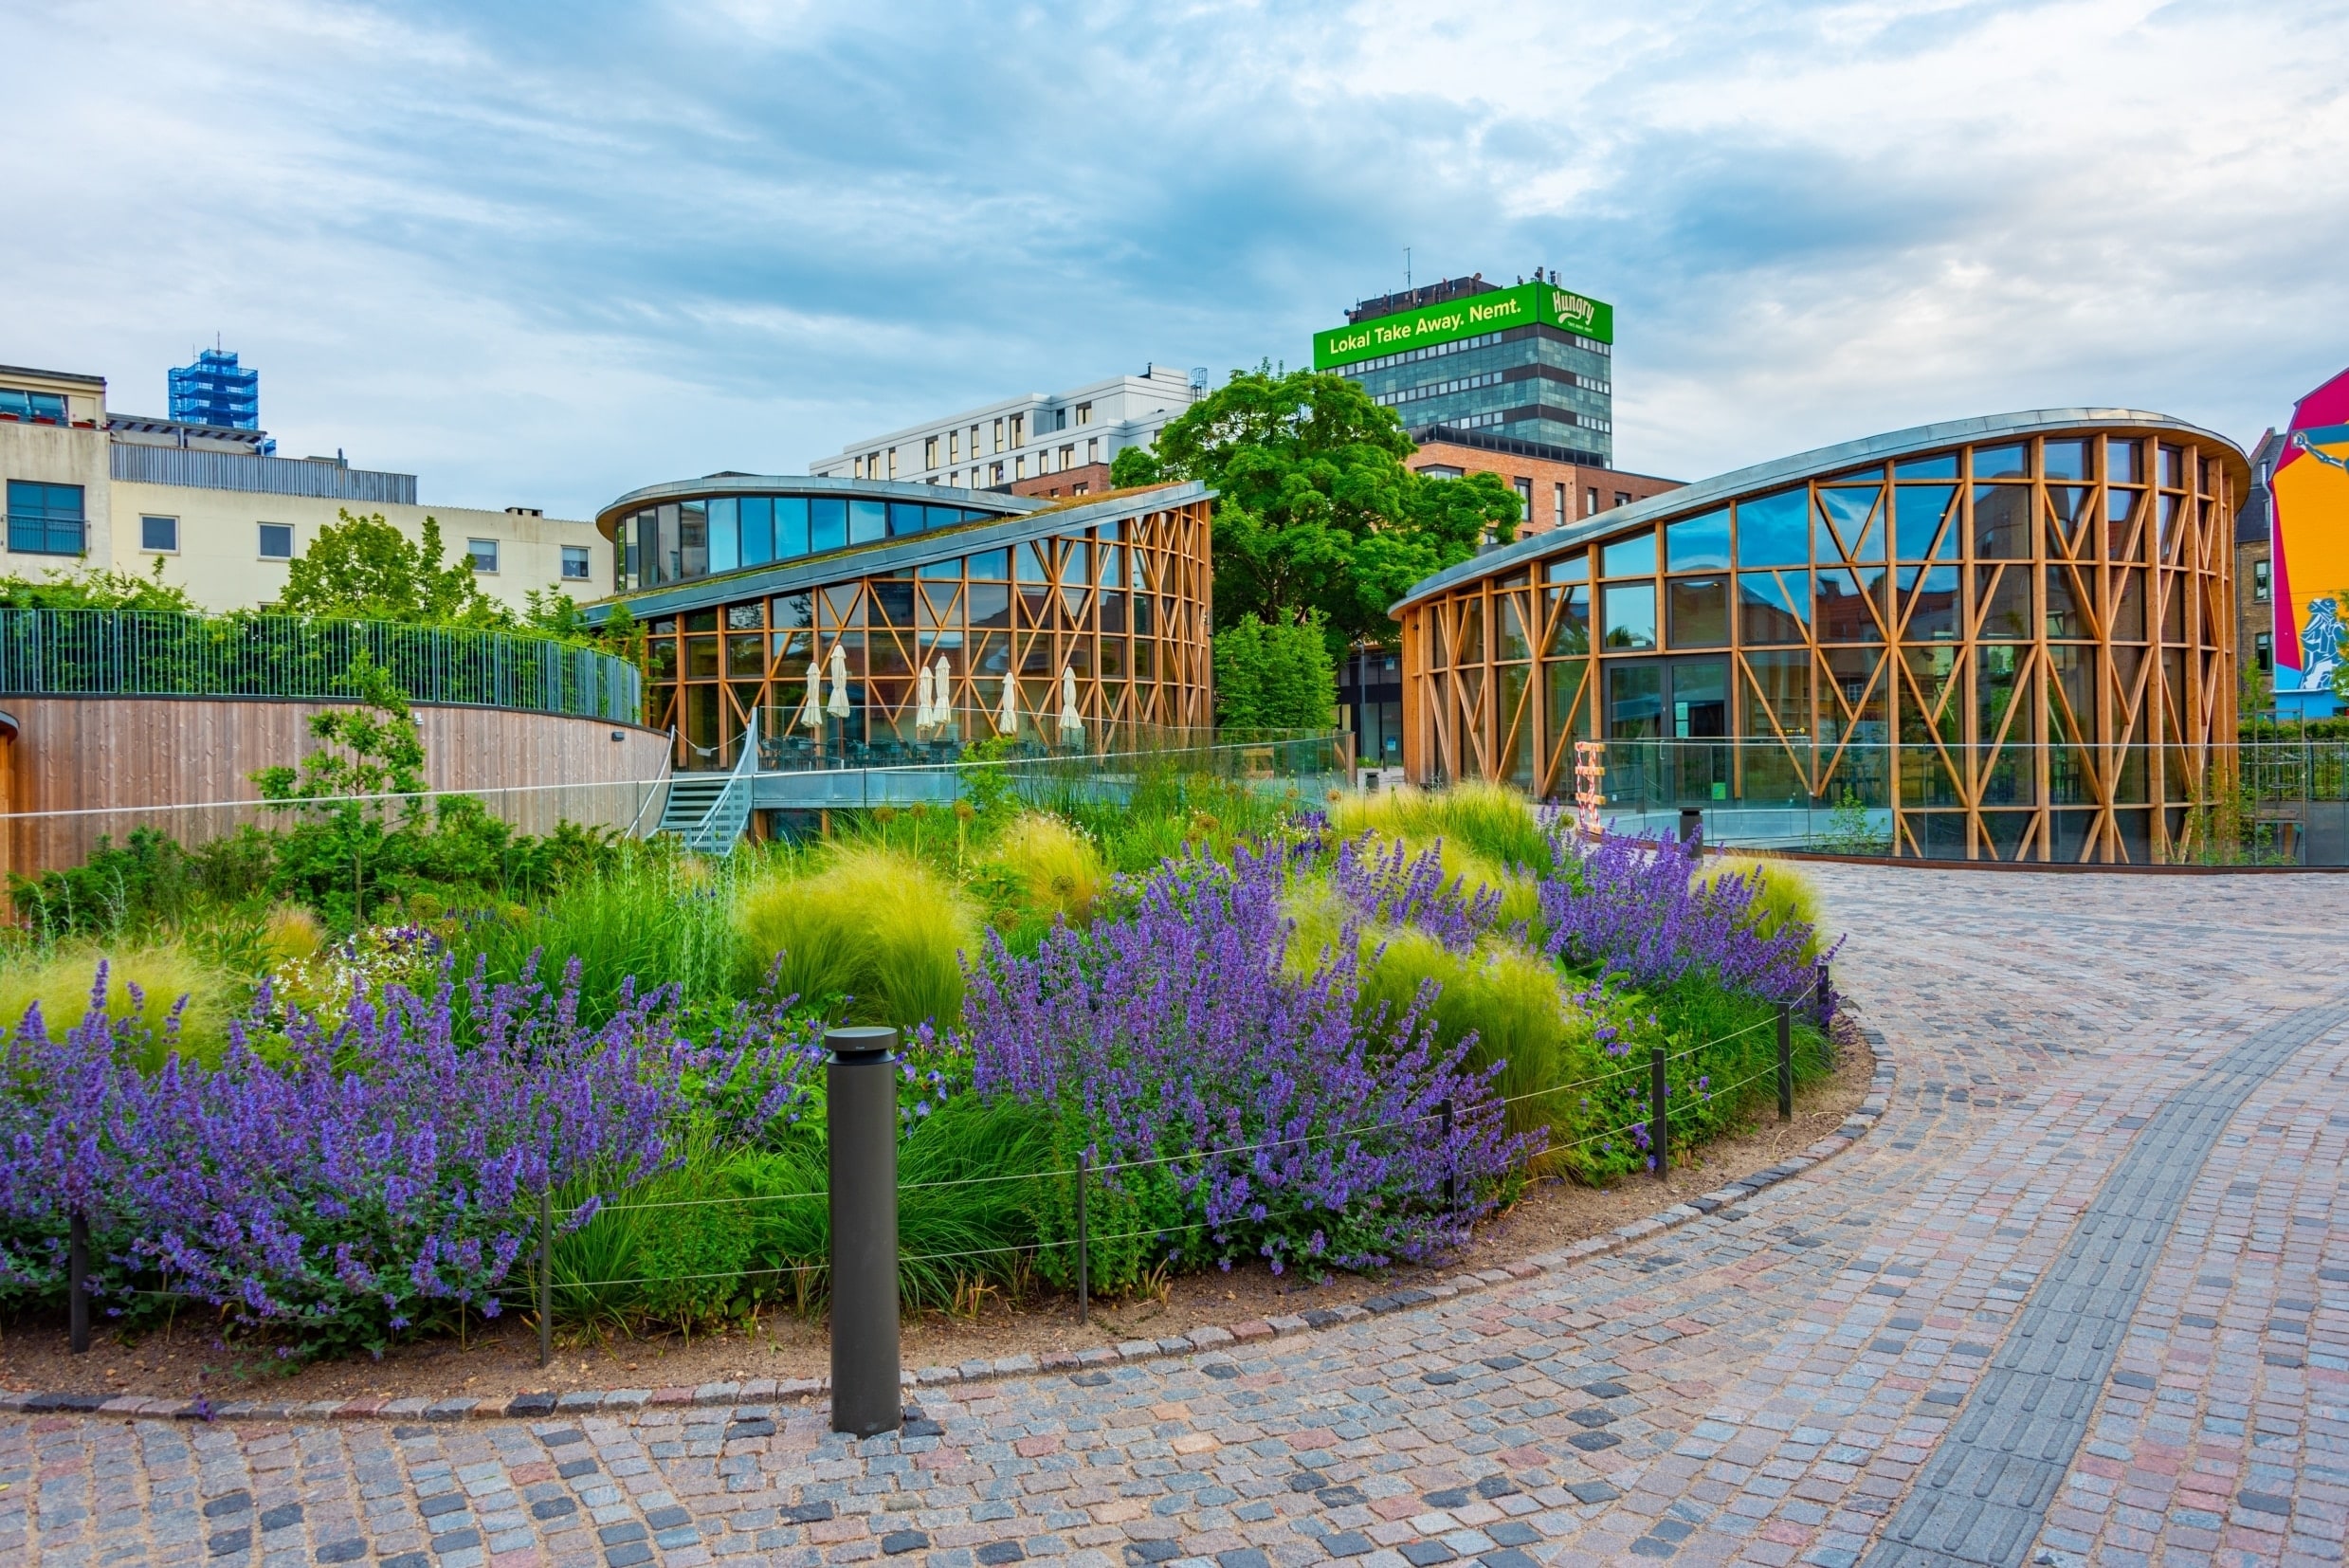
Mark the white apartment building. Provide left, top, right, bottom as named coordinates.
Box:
left=810, top=364, right=1205, bottom=495
left=0, top=362, right=609, bottom=613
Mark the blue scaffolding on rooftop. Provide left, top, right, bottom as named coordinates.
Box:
left=168, top=347, right=261, bottom=430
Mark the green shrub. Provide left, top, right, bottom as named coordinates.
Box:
left=736, top=847, right=974, bottom=1031
left=463, top=844, right=744, bottom=1023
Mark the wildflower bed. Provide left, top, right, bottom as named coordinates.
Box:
left=0, top=784, right=1840, bottom=1369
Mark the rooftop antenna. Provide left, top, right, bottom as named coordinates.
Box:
left=1405, top=246, right=1411, bottom=292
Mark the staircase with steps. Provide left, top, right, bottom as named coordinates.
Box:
left=654, top=716, right=758, bottom=854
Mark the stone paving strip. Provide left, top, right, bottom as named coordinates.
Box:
left=4, top=866, right=2346, bottom=1568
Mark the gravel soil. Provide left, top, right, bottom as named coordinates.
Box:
left=0, top=1022, right=1874, bottom=1403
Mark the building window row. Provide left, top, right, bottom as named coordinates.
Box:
left=0, top=388, right=71, bottom=426
left=619, top=494, right=1012, bottom=591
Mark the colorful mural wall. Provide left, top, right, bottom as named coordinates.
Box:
left=2273, top=367, right=2349, bottom=715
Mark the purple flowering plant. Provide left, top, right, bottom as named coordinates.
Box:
left=0, top=954, right=828, bottom=1358
left=960, top=843, right=1537, bottom=1286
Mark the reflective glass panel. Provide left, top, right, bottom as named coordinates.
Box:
left=726, top=635, right=765, bottom=678
left=1546, top=551, right=1587, bottom=582
left=678, top=501, right=708, bottom=579
left=810, top=498, right=847, bottom=554
left=1973, top=484, right=2033, bottom=558
left=1744, top=648, right=1810, bottom=736
left=1458, top=597, right=1485, bottom=663
left=739, top=497, right=774, bottom=565
left=849, top=500, right=888, bottom=544
left=1016, top=541, right=1050, bottom=582
left=1545, top=583, right=1591, bottom=656
left=771, top=593, right=812, bottom=629
left=1100, top=543, right=1125, bottom=587
left=1976, top=564, right=2031, bottom=640
left=773, top=497, right=810, bottom=558
left=968, top=583, right=1011, bottom=629
left=1974, top=444, right=2029, bottom=479
left=2043, top=438, right=2091, bottom=481
left=1813, top=568, right=1881, bottom=643
left=967, top=549, right=1009, bottom=579
left=1608, top=662, right=1663, bottom=739
left=685, top=636, right=719, bottom=679
left=2111, top=569, right=2145, bottom=640
left=2046, top=563, right=2086, bottom=637
left=869, top=578, right=915, bottom=625
left=1735, top=489, right=1809, bottom=567
left=1738, top=571, right=1810, bottom=644
left=1894, top=451, right=1959, bottom=481
left=1601, top=530, right=1655, bottom=577
left=1666, top=576, right=1728, bottom=647
left=1498, top=593, right=1532, bottom=661
left=925, top=504, right=963, bottom=532
left=707, top=497, right=739, bottom=574
left=920, top=556, right=960, bottom=579
left=1666, top=509, right=1730, bottom=571
left=2106, top=438, right=2141, bottom=484
left=887, top=501, right=925, bottom=538
left=1545, top=658, right=1589, bottom=742
left=1898, top=565, right=1960, bottom=641
left=1816, top=485, right=1884, bottom=563
left=1895, top=484, right=1959, bottom=560
left=1670, top=661, right=1728, bottom=738
left=1601, top=582, right=1657, bottom=649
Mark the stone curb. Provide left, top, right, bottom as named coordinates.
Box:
left=5, top=1018, right=1894, bottom=1428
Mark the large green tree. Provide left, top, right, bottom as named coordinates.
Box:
left=277, top=510, right=510, bottom=626
left=1130, top=365, right=1520, bottom=648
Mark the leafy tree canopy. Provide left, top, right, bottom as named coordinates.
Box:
left=0, top=558, right=198, bottom=613
left=1212, top=611, right=1338, bottom=731
left=1145, top=364, right=1521, bottom=649
left=278, top=510, right=510, bottom=627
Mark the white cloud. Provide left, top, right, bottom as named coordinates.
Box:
left=1, top=0, right=2342, bottom=516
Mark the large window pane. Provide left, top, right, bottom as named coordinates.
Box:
left=739, top=496, right=774, bottom=565
left=707, top=496, right=739, bottom=574
left=678, top=501, right=709, bottom=578
left=810, top=498, right=847, bottom=554
left=1545, top=658, right=1589, bottom=743
left=1669, top=661, right=1728, bottom=738
left=1976, top=564, right=2032, bottom=639
left=1545, top=583, right=1591, bottom=656
left=1601, top=530, right=1655, bottom=576
left=2043, top=439, right=2091, bottom=481
left=1608, top=662, right=1663, bottom=738
left=1738, top=571, right=1811, bottom=645
left=774, top=496, right=810, bottom=558
left=1894, top=451, right=1958, bottom=481
left=888, top=501, right=925, bottom=538
left=1813, top=568, right=1882, bottom=643
left=1666, top=509, right=1729, bottom=571
left=1973, top=484, right=2033, bottom=558
left=1735, top=489, right=1809, bottom=568
left=1744, top=648, right=1811, bottom=738
left=1894, top=484, right=1960, bottom=561
left=1666, top=576, right=1728, bottom=647
left=1816, top=486, right=1884, bottom=563
left=1497, top=593, right=1531, bottom=661
left=1898, top=565, right=1960, bottom=641
left=1974, top=444, right=2029, bottom=480
left=1602, top=582, right=1656, bottom=649
left=849, top=500, right=888, bottom=545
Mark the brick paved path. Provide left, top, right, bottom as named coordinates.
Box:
left=8, top=866, right=2348, bottom=1568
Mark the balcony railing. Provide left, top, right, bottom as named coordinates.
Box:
left=0, top=609, right=641, bottom=724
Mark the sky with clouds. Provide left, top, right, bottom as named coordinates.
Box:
left=5, top=0, right=2346, bottom=520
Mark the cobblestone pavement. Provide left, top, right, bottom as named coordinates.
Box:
left=7, top=866, right=2348, bottom=1568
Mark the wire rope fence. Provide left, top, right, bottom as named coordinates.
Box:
left=57, top=993, right=1833, bottom=1359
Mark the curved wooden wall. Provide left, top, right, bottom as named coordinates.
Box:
left=1, top=696, right=672, bottom=878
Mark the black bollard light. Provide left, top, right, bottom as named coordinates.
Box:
left=828, top=1025, right=901, bottom=1437
left=1678, top=807, right=1703, bottom=847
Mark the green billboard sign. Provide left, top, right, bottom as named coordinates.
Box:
left=1312, top=281, right=1614, bottom=371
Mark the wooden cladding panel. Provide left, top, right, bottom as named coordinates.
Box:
left=3, top=697, right=671, bottom=877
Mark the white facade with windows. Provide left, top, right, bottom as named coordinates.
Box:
left=810, top=364, right=1204, bottom=489
left=0, top=361, right=609, bottom=612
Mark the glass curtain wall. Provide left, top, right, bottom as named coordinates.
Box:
left=1405, top=428, right=2237, bottom=863
left=639, top=501, right=1213, bottom=769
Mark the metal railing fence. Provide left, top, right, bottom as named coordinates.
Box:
left=0, top=608, right=642, bottom=723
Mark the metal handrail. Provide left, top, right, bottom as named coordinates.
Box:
left=0, top=607, right=642, bottom=723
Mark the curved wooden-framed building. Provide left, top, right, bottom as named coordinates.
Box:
left=592, top=476, right=1214, bottom=769
left=1390, top=410, right=2248, bottom=863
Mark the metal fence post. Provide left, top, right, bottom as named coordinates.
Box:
left=1649, top=1047, right=1668, bottom=1181
left=538, top=1186, right=555, bottom=1369
left=1076, top=1150, right=1089, bottom=1325
left=827, top=1026, right=901, bottom=1438
left=68, top=1209, right=90, bottom=1355
left=1777, top=1003, right=1794, bottom=1123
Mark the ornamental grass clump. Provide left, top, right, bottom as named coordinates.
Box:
left=961, top=845, right=1536, bottom=1286
left=0, top=955, right=827, bottom=1358
left=737, top=847, right=974, bottom=1031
